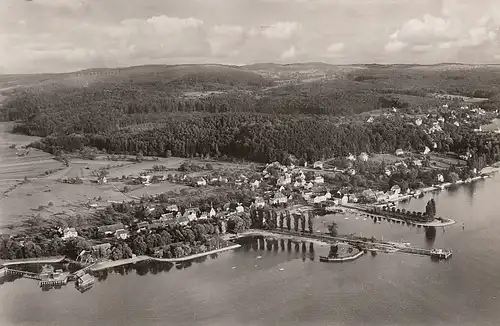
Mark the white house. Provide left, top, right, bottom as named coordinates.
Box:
left=385, top=168, right=392, bottom=176
left=346, top=153, right=356, bottom=161
left=325, top=191, right=332, bottom=199
left=98, top=176, right=107, bottom=185
left=386, top=191, right=399, bottom=201
left=412, top=159, right=423, bottom=167
left=184, top=209, right=198, bottom=221
left=197, top=178, right=207, bottom=186
left=62, top=227, right=78, bottom=240
left=209, top=207, right=217, bottom=217
left=340, top=195, right=349, bottom=205
left=304, top=182, right=314, bottom=189
left=236, top=204, right=244, bottom=213
left=395, top=149, right=404, bottom=156
left=454, top=121, right=460, bottom=127
left=313, top=195, right=327, bottom=204
left=115, top=229, right=129, bottom=240
left=348, top=195, right=358, bottom=203
left=348, top=169, right=356, bottom=176
left=294, top=180, right=306, bottom=188
left=140, top=175, right=152, bottom=185
left=415, top=118, right=423, bottom=126
left=271, top=192, right=288, bottom=205
left=250, top=180, right=261, bottom=189
left=438, top=117, right=445, bottom=123
left=314, top=176, right=324, bottom=184
left=395, top=161, right=407, bottom=168
left=296, top=171, right=306, bottom=180
left=433, top=142, right=438, bottom=149
left=254, top=197, right=266, bottom=208
left=302, top=192, right=313, bottom=200
left=437, top=174, right=444, bottom=182
left=165, top=205, right=179, bottom=212
left=367, top=116, right=374, bottom=123
left=358, top=152, right=369, bottom=162
left=277, top=175, right=292, bottom=186
left=313, top=161, right=324, bottom=170
left=390, top=185, right=401, bottom=195
left=423, top=146, right=431, bottom=155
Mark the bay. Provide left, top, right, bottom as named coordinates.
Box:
left=2, top=175, right=500, bottom=326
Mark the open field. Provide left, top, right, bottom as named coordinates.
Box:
left=428, top=153, right=465, bottom=169
left=0, top=122, right=64, bottom=194
left=62, top=159, right=134, bottom=179
left=105, top=157, right=186, bottom=178
left=369, top=153, right=404, bottom=163
left=127, top=182, right=190, bottom=198
left=0, top=179, right=131, bottom=232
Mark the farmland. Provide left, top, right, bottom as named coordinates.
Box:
left=0, top=122, right=255, bottom=234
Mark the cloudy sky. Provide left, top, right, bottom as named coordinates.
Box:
left=1, top=0, right=500, bottom=73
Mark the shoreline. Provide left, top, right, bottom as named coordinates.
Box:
left=224, top=229, right=331, bottom=247
left=89, top=244, right=242, bottom=272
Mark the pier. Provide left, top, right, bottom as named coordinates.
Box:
left=6, top=268, right=40, bottom=280
left=264, top=230, right=453, bottom=261
left=340, top=203, right=456, bottom=227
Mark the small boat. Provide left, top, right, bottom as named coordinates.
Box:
left=231, top=266, right=236, bottom=269
left=256, top=256, right=262, bottom=259
left=278, top=268, right=284, bottom=271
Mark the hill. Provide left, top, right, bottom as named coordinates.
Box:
left=1, top=62, right=500, bottom=164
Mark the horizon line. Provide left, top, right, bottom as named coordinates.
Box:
left=3, top=61, right=500, bottom=76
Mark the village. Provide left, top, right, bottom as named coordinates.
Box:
left=1, top=99, right=498, bottom=291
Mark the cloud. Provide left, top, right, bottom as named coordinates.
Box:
left=385, top=0, right=500, bottom=53
left=260, top=22, right=301, bottom=40
left=326, top=42, right=345, bottom=53
left=412, top=44, right=433, bottom=52
left=208, top=25, right=246, bottom=57
left=384, top=39, right=407, bottom=52
left=29, top=0, right=88, bottom=11
left=281, top=45, right=297, bottom=59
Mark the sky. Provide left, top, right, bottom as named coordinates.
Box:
left=1, top=0, right=500, bottom=73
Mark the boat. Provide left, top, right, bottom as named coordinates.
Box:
left=430, top=248, right=452, bottom=260
left=319, top=251, right=364, bottom=262
left=76, top=273, right=95, bottom=288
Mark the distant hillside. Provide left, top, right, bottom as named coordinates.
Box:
left=2, top=62, right=500, bottom=138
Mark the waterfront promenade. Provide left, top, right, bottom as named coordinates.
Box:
left=340, top=203, right=456, bottom=227
left=0, top=256, right=65, bottom=267
left=90, top=244, right=242, bottom=272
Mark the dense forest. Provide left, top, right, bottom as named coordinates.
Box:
left=2, top=64, right=500, bottom=165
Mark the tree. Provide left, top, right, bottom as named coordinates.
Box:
left=136, top=151, right=144, bottom=163
left=447, top=172, right=459, bottom=183
left=328, top=222, right=338, bottom=237
left=307, top=212, right=314, bottom=234
left=425, top=199, right=437, bottom=217
left=329, top=244, right=339, bottom=258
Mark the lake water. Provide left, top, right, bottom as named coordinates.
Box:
left=2, top=175, right=500, bottom=326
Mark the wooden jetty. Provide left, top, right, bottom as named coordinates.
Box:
left=6, top=268, right=40, bottom=280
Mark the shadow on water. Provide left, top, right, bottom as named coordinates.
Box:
left=466, top=182, right=477, bottom=202
left=425, top=226, right=437, bottom=247
left=234, top=235, right=316, bottom=261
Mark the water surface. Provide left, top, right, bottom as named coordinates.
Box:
left=2, top=175, right=500, bottom=326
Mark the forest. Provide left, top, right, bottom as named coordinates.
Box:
left=2, top=64, right=500, bottom=166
